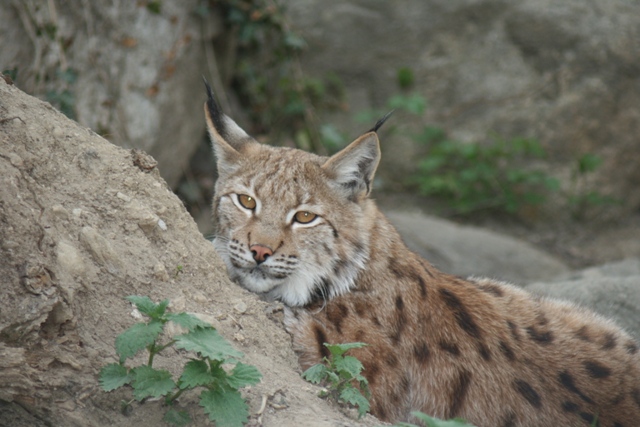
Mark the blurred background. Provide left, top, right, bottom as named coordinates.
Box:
left=2, top=0, right=640, bottom=267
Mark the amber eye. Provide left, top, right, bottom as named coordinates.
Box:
left=294, top=211, right=317, bottom=224
left=238, top=194, right=256, bottom=210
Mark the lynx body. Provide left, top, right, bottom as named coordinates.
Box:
left=205, top=83, right=640, bottom=426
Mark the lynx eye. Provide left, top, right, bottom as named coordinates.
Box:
left=238, top=194, right=256, bottom=210
left=294, top=211, right=317, bottom=224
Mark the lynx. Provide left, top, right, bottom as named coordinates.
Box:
left=204, top=82, right=640, bottom=426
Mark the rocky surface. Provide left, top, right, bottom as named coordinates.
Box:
left=0, top=1, right=221, bottom=188
left=285, top=0, right=640, bottom=217
left=385, top=210, right=569, bottom=283
left=0, top=76, right=378, bottom=427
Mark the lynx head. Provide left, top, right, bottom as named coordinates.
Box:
left=204, top=81, right=390, bottom=307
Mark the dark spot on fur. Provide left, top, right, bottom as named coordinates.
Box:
left=513, top=379, right=542, bottom=408
left=371, top=315, right=381, bottom=327
left=448, top=370, right=472, bottom=418
left=421, top=261, right=435, bottom=278
left=507, top=321, right=520, bottom=341
left=535, top=312, right=549, bottom=326
left=439, top=288, right=481, bottom=338
left=602, top=332, right=617, bottom=350
left=580, top=412, right=596, bottom=424
left=477, top=282, right=504, bottom=297
left=413, top=342, right=430, bottom=364
left=613, top=423, right=625, bottom=427
left=584, top=360, right=612, bottom=379
left=562, top=401, right=579, bottom=412
left=364, top=361, right=380, bottom=386
left=314, top=325, right=330, bottom=359
left=558, top=371, right=594, bottom=404
left=395, top=295, right=404, bottom=311
left=576, top=325, right=592, bottom=342
left=390, top=263, right=428, bottom=299
left=631, top=388, right=640, bottom=409
left=327, top=302, right=349, bottom=334
left=401, top=374, right=411, bottom=394
left=526, top=326, right=554, bottom=344
left=478, top=343, right=491, bottom=361
left=499, top=341, right=516, bottom=361
left=385, top=353, right=399, bottom=368
left=354, top=329, right=366, bottom=342
left=352, top=299, right=367, bottom=317
left=501, top=412, right=516, bottom=427
left=625, top=341, right=639, bottom=355
left=439, top=340, right=461, bottom=356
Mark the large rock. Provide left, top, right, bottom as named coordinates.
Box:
left=285, top=0, right=640, bottom=215
left=0, top=78, right=377, bottom=426
left=385, top=210, right=569, bottom=283
left=526, top=259, right=640, bottom=341
left=0, top=2, right=221, bottom=188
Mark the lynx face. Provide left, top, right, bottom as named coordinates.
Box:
left=205, top=83, right=382, bottom=306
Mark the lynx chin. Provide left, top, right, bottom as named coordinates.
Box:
left=204, top=81, right=640, bottom=426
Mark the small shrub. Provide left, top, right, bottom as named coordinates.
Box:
left=99, top=296, right=261, bottom=427
left=391, top=411, right=477, bottom=427
left=302, top=342, right=370, bottom=418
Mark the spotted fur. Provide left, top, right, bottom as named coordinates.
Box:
left=205, top=85, right=640, bottom=426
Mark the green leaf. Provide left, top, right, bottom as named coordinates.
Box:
left=163, top=408, right=191, bottom=426
left=179, top=359, right=215, bottom=389
left=166, top=312, right=212, bottom=331
left=339, top=387, right=370, bottom=418
left=302, top=363, right=328, bottom=384
left=324, top=342, right=367, bottom=358
left=99, top=363, right=132, bottom=391
left=200, top=386, right=249, bottom=427
left=174, top=327, right=243, bottom=361
left=334, top=355, right=364, bottom=378
left=115, top=320, right=163, bottom=361
left=131, top=365, right=176, bottom=400
left=227, top=362, right=262, bottom=389
left=126, top=295, right=169, bottom=319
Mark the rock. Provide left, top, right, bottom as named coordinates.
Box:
left=0, top=2, right=222, bottom=188
left=526, top=259, right=640, bottom=341
left=385, top=210, right=569, bottom=283
left=285, top=0, right=640, bottom=217
left=0, top=73, right=378, bottom=427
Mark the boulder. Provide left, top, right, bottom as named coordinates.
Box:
left=526, top=259, right=640, bottom=341
left=385, top=210, right=569, bottom=283
left=0, top=1, right=221, bottom=188
left=0, top=77, right=376, bottom=426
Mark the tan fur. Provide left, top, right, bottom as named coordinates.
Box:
left=204, top=90, right=640, bottom=426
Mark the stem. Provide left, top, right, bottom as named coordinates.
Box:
left=165, top=388, right=185, bottom=405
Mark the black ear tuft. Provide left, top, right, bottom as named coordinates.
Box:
left=203, top=77, right=227, bottom=139
left=368, top=110, right=395, bottom=133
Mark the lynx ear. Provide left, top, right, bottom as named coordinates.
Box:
left=322, top=132, right=381, bottom=201
left=203, top=79, right=253, bottom=176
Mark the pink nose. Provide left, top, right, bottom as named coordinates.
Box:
left=250, top=244, right=273, bottom=264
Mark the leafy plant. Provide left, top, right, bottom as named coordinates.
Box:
left=99, top=296, right=261, bottom=427
left=215, top=0, right=345, bottom=153
left=302, top=342, right=370, bottom=418
left=413, top=127, right=560, bottom=215
left=566, top=153, right=618, bottom=219
left=391, top=411, right=477, bottom=427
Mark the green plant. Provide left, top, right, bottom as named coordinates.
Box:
left=46, top=68, right=77, bottom=120
left=302, top=342, right=370, bottom=418
left=99, top=296, right=261, bottom=427
left=215, top=0, right=344, bottom=153
left=567, top=153, right=618, bottom=219
left=414, top=127, right=560, bottom=215
left=390, top=411, right=477, bottom=427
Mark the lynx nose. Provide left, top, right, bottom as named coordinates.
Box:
left=250, top=244, right=273, bottom=264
